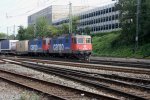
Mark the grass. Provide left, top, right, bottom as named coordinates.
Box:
left=92, top=32, right=150, bottom=59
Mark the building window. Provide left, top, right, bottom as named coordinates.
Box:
left=98, top=18, right=101, bottom=23
left=101, top=26, right=103, bottom=30
left=109, top=16, right=111, bottom=21
left=98, top=11, right=101, bottom=15
left=112, top=15, right=115, bottom=20
left=106, top=16, right=108, bottom=21
left=101, top=10, right=103, bottom=14
left=103, top=17, right=106, bottom=22
left=112, top=24, right=115, bottom=29
left=106, top=25, right=109, bottom=30
left=101, top=18, right=103, bottom=22
left=109, top=8, right=112, bottom=12
left=112, top=7, right=115, bottom=12
left=96, top=11, right=99, bottom=16
left=115, top=23, right=119, bottom=28
left=115, top=14, right=119, bottom=20
left=106, top=8, right=109, bottom=13
left=109, top=24, right=112, bottom=29
left=103, top=9, right=106, bottom=14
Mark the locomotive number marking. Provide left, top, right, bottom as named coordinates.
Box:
left=53, top=44, right=64, bottom=51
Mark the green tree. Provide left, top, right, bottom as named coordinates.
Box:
left=47, top=25, right=59, bottom=36
left=0, top=33, right=7, bottom=39
left=36, top=17, right=49, bottom=37
left=84, top=27, right=91, bottom=35
left=72, top=16, right=79, bottom=33
left=59, top=24, right=69, bottom=34
left=26, top=25, right=34, bottom=39
left=17, top=26, right=27, bottom=40
left=115, top=0, right=150, bottom=46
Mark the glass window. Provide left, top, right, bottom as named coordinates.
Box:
left=112, top=24, right=115, bottom=29
left=112, top=7, right=115, bottom=12
left=106, top=25, right=109, bottom=30
left=86, top=38, right=91, bottom=43
left=112, top=15, right=115, bottom=20
left=115, top=23, right=119, bottom=28
left=115, top=14, right=119, bottom=20
left=106, top=16, right=108, bottom=21
left=109, top=16, right=111, bottom=21
left=106, top=8, right=109, bottom=13
left=109, top=24, right=112, bottom=29
left=109, top=8, right=111, bottom=12
left=103, top=9, right=106, bottom=14
left=78, top=38, right=84, bottom=44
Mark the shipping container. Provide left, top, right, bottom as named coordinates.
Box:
left=0, top=40, right=18, bottom=53
left=16, top=40, right=29, bottom=54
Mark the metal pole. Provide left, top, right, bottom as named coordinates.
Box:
left=69, top=2, right=72, bottom=34
left=135, top=0, right=141, bottom=50
left=34, top=24, right=36, bottom=38
left=7, top=27, right=8, bottom=39
left=13, top=25, right=15, bottom=39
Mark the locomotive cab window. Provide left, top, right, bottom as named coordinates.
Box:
left=77, top=38, right=84, bottom=44
left=86, top=38, right=91, bottom=43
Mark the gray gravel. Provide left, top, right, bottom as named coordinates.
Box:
left=0, top=79, right=48, bottom=100
left=40, top=62, right=150, bottom=80
left=0, top=63, right=118, bottom=99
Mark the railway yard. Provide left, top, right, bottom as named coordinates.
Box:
left=0, top=56, right=150, bottom=100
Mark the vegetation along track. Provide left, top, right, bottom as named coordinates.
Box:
left=4, top=56, right=150, bottom=75
left=0, top=69, right=119, bottom=100
left=2, top=58, right=150, bottom=100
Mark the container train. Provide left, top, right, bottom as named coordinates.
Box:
left=0, top=34, right=92, bottom=61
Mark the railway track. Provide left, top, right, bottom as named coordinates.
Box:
left=0, top=69, right=117, bottom=100
left=2, top=58, right=150, bottom=100
left=5, top=56, right=150, bottom=75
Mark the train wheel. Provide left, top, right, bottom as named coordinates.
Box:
left=84, top=56, right=90, bottom=63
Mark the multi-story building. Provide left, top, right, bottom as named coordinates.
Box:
left=28, top=5, right=88, bottom=26
left=52, top=3, right=121, bottom=33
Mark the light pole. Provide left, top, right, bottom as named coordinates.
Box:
left=135, top=0, right=141, bottom=50
left=69, top=2, right=72, bottom=34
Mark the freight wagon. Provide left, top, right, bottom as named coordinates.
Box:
left=16, top=40, right=29, bottom=55
left=0, top=40, right=18, bottom=54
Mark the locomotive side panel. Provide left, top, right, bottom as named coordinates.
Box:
left=50, top=36, right=72, bottom=54
left=28, top=39, right=43, bottom=53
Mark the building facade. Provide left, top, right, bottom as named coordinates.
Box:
left=53, top=3, right=121, bottom=33
left=28, top=5, right=88, bottom=26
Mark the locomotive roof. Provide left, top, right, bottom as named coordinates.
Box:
left=73, top=35, right=91, bottom=38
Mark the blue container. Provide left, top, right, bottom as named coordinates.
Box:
left=1, top=40, right=9, bottom=50
left=0, top=40, right=18, bottom=52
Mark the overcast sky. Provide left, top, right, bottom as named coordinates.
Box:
left=0, top=0, right=114, bottom=35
